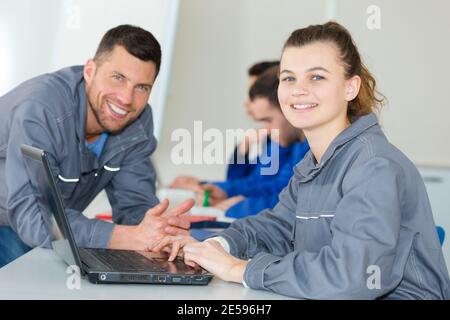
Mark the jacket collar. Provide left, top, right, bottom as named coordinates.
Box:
left=296, top=112, right=379, bottom=182
left=73, top=72, right=97, bottom=173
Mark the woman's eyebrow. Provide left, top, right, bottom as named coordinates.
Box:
left=279, top=69, right=293, bottom=75
left=280, top=67, right=330, bottom=75
left=305, top=66, right=330, bottom=73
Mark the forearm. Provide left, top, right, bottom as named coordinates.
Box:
left=65, top=208, right=115, bottom=248
left=108, top=224, right=138, bottom=250
left=188, top=239, right=248, bottom=284
left=219, top=207, right=294, bottom=259
left=229, top=259, right=248, bottom=284
left=206, top=238, right=248, bottom=284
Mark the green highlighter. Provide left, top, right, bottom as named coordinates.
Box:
left=203, top=190, right=211, bottom=207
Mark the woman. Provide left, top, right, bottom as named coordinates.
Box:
left=197, top=66, right=309, bottom=217
left=154, top=22, right=450, bottom=299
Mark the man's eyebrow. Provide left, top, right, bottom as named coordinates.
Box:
left=112, top=71, right=153, bottom=87
left=112, top=71, right=127, bottom=79
left=136, top=82, right=153, bottom=88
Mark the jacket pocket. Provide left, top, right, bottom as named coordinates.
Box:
left=57, top=175, right=78, bottom=199
left=292, top=211, right=335, bottom=252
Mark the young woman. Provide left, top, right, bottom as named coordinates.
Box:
left=154, top=22, right=450, bottom=299
left=197, top=66, right=309, bottom=217
left=169, top=60, right=279, bottom=190
left=171, top=66, right=309, bottom=219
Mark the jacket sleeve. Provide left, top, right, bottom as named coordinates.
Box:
left=212, top=163, right=294, bottom=198
left=105, top=122, right=159, bottom=225
left=218, top=176, right=298, bottom=259
left=213, top=141, right=309, bottom=198
left=6, top=101, right=114, bottom=248
left=225, top=193, right=279, bottom=219
left=242, top=157, right=409, bottom=299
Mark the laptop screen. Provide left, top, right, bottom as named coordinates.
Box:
left=21, top=145, right=215, bottom=281
left=20, top=144, right=84, bottom=272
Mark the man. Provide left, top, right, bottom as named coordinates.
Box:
left=169, top=61, right=279, bottom=188
left=0, top=25, right=193, bottom=268
left=196, top=66, right=309, bottom=217
left=170, top=66, right=309, bottom=218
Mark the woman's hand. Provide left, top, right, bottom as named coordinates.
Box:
left=183, top=240, right=248, bottom=284
left=152, top=235, right=198, bottom=262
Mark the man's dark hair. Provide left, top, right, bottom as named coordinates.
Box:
left=94, top=24, right=162, bottom=77
left=248, top=61, right=279, bottom=77
left=249, top=65, right=280, bottom=108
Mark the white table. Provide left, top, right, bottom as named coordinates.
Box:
left=0, top=248, right=292, bottom=300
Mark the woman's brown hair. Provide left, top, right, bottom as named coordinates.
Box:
left=283, top=21, right=384, bottom=119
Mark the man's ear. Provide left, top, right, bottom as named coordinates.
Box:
left=83, top=59, right=96, bottom=85
left=345, top=75, right=361, bottom=101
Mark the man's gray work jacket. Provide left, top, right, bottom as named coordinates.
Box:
left=0, top=66, right=159, bottom=248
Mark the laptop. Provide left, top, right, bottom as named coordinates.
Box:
left=20, top=144, right=213, bottom=285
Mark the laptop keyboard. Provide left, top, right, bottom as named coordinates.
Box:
left=82, top=248, right=168, bottom=272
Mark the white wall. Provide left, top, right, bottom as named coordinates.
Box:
left=0, top=1, right=60, bottom=92
left=154, top=0, right=450, bottom=185
left=336, top=0, right=450, bottom=167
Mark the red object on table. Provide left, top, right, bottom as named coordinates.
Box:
left=95, top=212, right=112, bottom=221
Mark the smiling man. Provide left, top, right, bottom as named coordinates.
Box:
left=0, top=25, right=193, bottom=267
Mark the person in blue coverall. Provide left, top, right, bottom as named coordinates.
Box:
left=172, top=66, right=309, bottom=218
left=0, top=25, right=193, bottom=267
left=153, top=22, right=449, bottom=299
left=225, top=61, right=279, bottom=181
left=197, top=66, right=309, bottom=218
left=170, top=61, right=278, bottom=189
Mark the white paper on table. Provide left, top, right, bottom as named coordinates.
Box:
left=156, top=188, right=196, bottom=208
left=188, top=206, right=235, bottom=223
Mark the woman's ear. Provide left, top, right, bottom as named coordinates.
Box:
left=83, top=59, right=96, bottom=85
left=345, top=75, right=361, bottom=101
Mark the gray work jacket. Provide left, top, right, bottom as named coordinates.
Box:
left=0, top=66, right=159, bottom=248
left=219, top=113, right=450, bottom=299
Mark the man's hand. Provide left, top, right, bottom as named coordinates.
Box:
left=214, top=195, right=245, bottom=211
left=169, top=175, right=199, bottom=190
left=108, top=198, right=194, bottom=251
left=196, top=184, right=228, bottom=206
